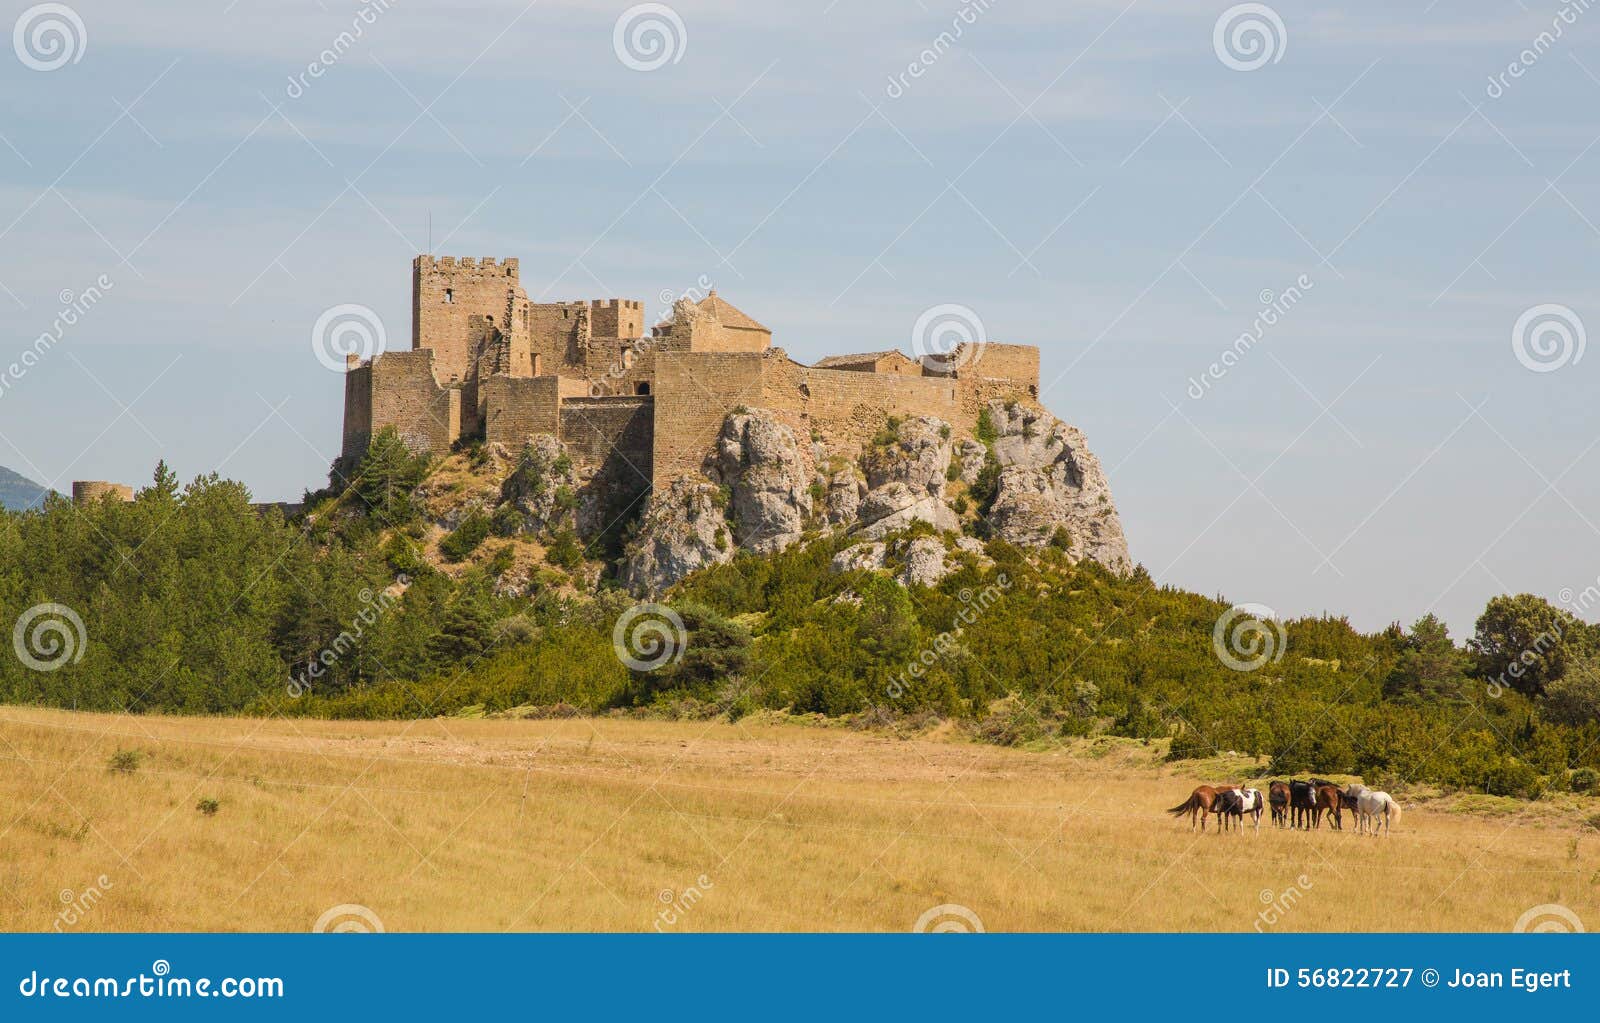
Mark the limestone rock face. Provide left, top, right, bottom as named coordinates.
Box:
left=953, top=438, right=987, bottom=485
left=499, top=435, right=579, bottom=535
left=857, top=482, right=960, bottom=538
left=898, top=536, right=951, bottom=588
left=821, top=467, right=864, bottom=526
left=830, top=541, right=887, bottom=574
left=714, top=410, right=811, bottom=555
left=985, top=401, right=1130, bottom=572
left=620, top=480, right=733, bottom=597
left=863, top=415, right=953, bottom=495
left=856, top=416, right=960, bottom=538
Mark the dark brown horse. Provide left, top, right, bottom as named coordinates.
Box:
left=1166, top=784, right=1239, bottom=831
left=1268, top=781, right=1290, bottom=828
left=1288, top=780, right=1316, bottom=828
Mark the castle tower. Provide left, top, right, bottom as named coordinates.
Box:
left=412, top=255, right=525, bottom=384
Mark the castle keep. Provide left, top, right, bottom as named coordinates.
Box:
left=341, top=255, right=1043, bottom=490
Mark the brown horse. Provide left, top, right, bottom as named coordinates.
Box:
left=1309, top=783, right=1346, bottom=830
left=1166, top=784, right=1239, bottom=831
left=1268, top=781, right=1290, bottom=828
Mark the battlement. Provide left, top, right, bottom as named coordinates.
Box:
left=413, top=255, right=520, bottom=277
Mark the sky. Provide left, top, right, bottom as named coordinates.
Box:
left=0, top=0, right=1597, bottom=637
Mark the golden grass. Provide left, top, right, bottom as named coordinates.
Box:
left=0, top=705, right=1594, bottom=932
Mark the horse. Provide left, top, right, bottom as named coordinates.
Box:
left=1166, top=784, right=1239, bottom=831
left=1311, top=783, right=1345, bottom=830
left=1268, top=781, right=1290, bottom=828
left=1288, top=780, right=1317, bottom=829
left=1221, top=787, right=1263, bottom=832
left=1353, top=790, right=1402, bottom=836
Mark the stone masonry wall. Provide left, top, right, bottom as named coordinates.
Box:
left=413, top=256, right=523, bottom=384
left=483, top=375, right=561, bottom=450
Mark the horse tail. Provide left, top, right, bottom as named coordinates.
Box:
left=1387, top=797, right=1402, bottom=829
left=1168, top=793, right=1200, bottom=816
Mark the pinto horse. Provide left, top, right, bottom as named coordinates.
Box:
left=1166, top=784, right=1239, bottom=831
left=1268, top=781, right=1290, bottom=828
left=1216, top=788, right=1264, bottom=832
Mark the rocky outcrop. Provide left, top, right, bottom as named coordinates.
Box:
left=498, top=435, right=578, bottom=535
left=899, top=535, right=950, bottom=587
left=985, top=401, right=1130, bottom=572
left=831, top=535, right=955, bottom=588
left=620, top=480, right=732, bottom=597
left=856, top=416, right=960, bottom=538
left=714, top=410, right=810, bottom=555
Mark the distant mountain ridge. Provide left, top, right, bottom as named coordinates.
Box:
left=0, top=467, right=56, bottom=511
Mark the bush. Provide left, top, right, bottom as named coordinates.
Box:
left=107, top=749, right=142, bottom=774
left=439, top=512, right=491, bottom=562
left=1571, top=767, right=1600, bottom=794
left=196, top=797, right=221, bottom=816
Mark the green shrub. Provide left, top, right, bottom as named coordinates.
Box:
left=107, top=749, right=143, bottom=774
left=196, top=797, right=221, bottom=816
left=1571, top=767, right=1600, bottom=794
left=440, top=512, right=491, bottom=562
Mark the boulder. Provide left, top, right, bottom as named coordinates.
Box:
left=498, top=434, right=578, bottom=535
left=620, top=480, right=733, bottom=597
left=856, top=482, right=960, bottom=538
left=898, top=535, right=951, bottom=587
left=714, top=410, right=811, bottom=554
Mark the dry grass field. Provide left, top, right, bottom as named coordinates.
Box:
left=0, top=705, right=1594, bottom=932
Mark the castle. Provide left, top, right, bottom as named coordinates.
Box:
left=341, top=256, right=1043, bottom=503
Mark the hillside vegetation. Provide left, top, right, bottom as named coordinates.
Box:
left=2, top=439, right=1599, bottom=801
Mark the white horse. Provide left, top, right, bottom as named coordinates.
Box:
left=1353, top=790, right=1401, bottom=836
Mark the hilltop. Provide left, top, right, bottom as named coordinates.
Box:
left=0, top=466, right=54, bottom=511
